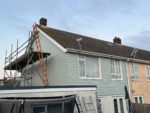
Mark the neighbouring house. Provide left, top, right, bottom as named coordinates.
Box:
left=126, top=50, right=150, bottom=104
left=4, top=18, right=150, bottom=113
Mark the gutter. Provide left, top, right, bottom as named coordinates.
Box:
left=67, top=48, right=150, bottom=64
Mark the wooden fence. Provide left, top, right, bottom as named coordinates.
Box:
left=132, top=103, right=150, bottom=113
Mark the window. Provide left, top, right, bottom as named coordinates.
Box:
left=119, top=98, right=124, bottom=113
left=79, top=55, right=101, bottom=79
left=79, top=55, right=86, bottom=77
left=32, top=105, right=47, bottom=113
left=98, top=99, right=103, bottom=113
left=110, top=59, right=122, bottom=80
left=134, top=96, right=143, bottom=104
left=147, top=65, right=150, bottom=80
left=113, top=99, right=118, bottom=113
left=113, top=98, right=125, bottom=113
left=130, top=63, right=139, bottom=80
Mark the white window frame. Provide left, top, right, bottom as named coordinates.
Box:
left=146, top=65, right=150, bottom=81
left=134, top=96, right=144, bottom=104
left=78, top=55, right=101, bottom=79
left=98, top=98, right=103, bottom=113
left=130, top=62, right=139, bottom=80
left=110, top=59, right=123, bottom=80
left=113, top=97, right=125, bottom=113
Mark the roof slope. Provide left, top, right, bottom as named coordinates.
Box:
left=38, top=25, right=150, bottom=61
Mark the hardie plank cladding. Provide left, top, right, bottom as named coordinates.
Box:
left=67, top=54, right=128, bottom=96
left=31, top=31, right=128, bottom=96
left=32, top=32, right=68, bottom=86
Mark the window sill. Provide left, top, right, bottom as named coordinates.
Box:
left=111, top=79, right=123, bottom=81
left=79, top=77, right=102, bottom=80
left=131, top=79, right=141, bottom=81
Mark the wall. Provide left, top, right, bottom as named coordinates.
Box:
left=127, top=62, right=150, bottom=104
left=29, top=30, right=129, bottom=113
left=30, top=31, right=69, bottom=86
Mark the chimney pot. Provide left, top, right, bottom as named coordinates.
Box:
left=39, top=18, right=47, bottom=26
left=113, top=37, right=121, bottom=44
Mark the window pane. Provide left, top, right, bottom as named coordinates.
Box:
left=111, top=59, right=121, bottom=79
left=33, top=106, right=45, bottom=113
left=135, top=97, right=138, bottom=103
left=113, top=99, right=118, bottom=113
left=111, top=59, right=115, bottom=74
left=147, top=65, right=150, bottom=80
left=79, top=60, right=85, bottom=77
left=116, top=61, right=121, bottom=75
left=131, top=63, right=139, bottom=80
left=119, top=98, right=124, bottom=113
left=86, top=56, right=99, bottom=78
left=139, top=97, right=143, bottom=104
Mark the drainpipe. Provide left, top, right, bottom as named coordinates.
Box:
left=126, top=58, right=132, bottom=101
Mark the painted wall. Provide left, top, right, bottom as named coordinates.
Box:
left=29, top=30, right=129, bottom=113
left=30, top=31, right=69, bottom=86
left=127, top=62, right=150, bottom=104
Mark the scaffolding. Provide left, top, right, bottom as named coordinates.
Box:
left=4, top=25, right=50, bottom=87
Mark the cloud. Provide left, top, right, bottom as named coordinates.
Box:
left=125, top=30, right=150, bottom=51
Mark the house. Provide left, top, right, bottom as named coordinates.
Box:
left=29, top=18, right=129, bottom=113
left=4, top=18, right=150, bottom=113
left=126, top=51, right=150, bottom=104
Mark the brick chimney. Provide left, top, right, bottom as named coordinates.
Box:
left=39, top=18, right=47, bottom=26
left=113, top=37, right=121, bottom=44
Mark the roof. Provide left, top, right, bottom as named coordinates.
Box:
left=4, top=52, right=50, bottom=70
left=38, top=25, right=150, bottom=62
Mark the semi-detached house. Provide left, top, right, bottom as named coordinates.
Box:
left=4, top=18, right=150, bottom=113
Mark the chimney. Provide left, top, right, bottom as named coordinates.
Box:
left=113, top=37, right=121, bottom=44
left=39, top=18, right=47, bottom=26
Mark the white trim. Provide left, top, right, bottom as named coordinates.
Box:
left=134, top=96, right=144, bottom=103
left=68, top=48, right=150, bottom=64
left=130, top=62, right=140, bottom=80
left=98, top=58, right=102, bottom=79
left=112, top=97, right=126, bottom=113
left=110, top=59, right=123, bottom=80
left=0, top=87, right=96, bottom=95
left=146, top=64, right=150, bottom=81
left=37, top=27, right=68, bottom=52
left=78, top=55, right=102, bottom=79
left=79, top=77, right=102, bottom=80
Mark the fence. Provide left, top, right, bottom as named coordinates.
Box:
left=132, top=103, right=150, bottom=113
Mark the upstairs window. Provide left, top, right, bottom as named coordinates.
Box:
left=110, top=59, right=122, bottom=80
left=130, top=63, right=139, bottom=80
left=147, top=65, right=150, bottom=80
left=79, top=55, right=101, bottom=79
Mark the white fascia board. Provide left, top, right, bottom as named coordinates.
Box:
left=67, top=48, right=150, bottom=64
left=37, top=28, right=68, bottom=52
left=67, top=48, right=127, bottom=60
left=0, top=87, right=96, bottom=95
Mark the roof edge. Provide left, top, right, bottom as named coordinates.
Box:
left=37, top=27, right=68, bottom=53
left=67, top=48, right=150, bottom=64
